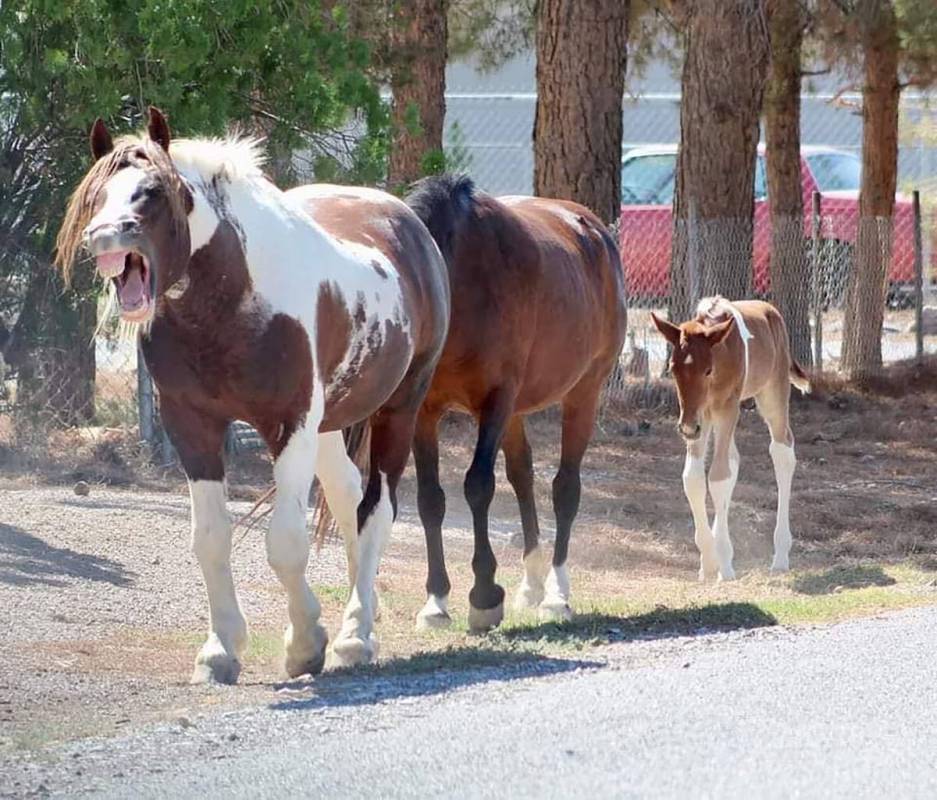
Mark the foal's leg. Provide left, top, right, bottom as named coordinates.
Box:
left=315, top=430, right=364, bottom=590
left=161, top=401, right=247, bottom=685
left=708, top=405, right=741, bottom=581
left=268, top=418, right=328, bottom=678
left=465, top=391, right=515, bottom=633
left=413, top=407, right=452, bottom=629
left=755, top=388, right=796, bottom=572
left=502, top=415, right=547, bottom=611
left=330, top=408, right=416, bottom=667
left=539, top=382, right=602, bottom=622
left=682, top=421, right=717, bottom=581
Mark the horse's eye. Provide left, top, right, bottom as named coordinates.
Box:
left=705, top=367, right=713, bottom=377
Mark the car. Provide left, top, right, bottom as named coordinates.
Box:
left=617, top=144, right=924, bottom=307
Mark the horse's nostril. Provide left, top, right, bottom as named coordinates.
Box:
left=118, top=218, right=138, bottom=233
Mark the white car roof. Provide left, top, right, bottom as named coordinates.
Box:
left=622, top=144, right=857, bottom=160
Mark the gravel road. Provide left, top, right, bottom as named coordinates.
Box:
left=4, top=606, right=936, bottom=799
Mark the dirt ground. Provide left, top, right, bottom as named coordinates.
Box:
left=2, top=359, right=937, bottom=754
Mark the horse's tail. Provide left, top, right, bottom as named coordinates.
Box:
left=405, top=173, right=475, bottom=266
left=789, top=359, right=811, bottom=395
left=312, top=418, right=371, bottom=549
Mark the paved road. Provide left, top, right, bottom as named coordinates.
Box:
left=4, top=607, right=937, bottom=799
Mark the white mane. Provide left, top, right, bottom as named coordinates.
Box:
left=169, top=135, right=266, bottom=184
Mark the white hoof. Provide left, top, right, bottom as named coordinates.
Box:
left=538, top=600, right=573, bottom=623
left=190, top=629, right=247, bottom=685
left=284, top=623, right=328, bottom=678
left=513, top=582, right=545, bottom=611
left=718, top=566, right=737, bottom=582
left=770, top=556, right=790, bottom=573
left=327, top=634, right=378, bottom=669
left=416, top=595, right=451, bottom=630
left=468, top=602, right=504, bottom=633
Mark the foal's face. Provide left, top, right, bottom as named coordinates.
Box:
left=80, top=109, right=191, bottom=323
left=651, top=314, right=735, bottom=441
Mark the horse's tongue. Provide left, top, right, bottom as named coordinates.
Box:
left=118, top=264, right=146, bottom=311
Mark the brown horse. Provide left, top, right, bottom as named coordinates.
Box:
left=652, top=296, right=810, bottom=581
left=405, top=176, right=627, bottom=631
left=56, top=109, right=449, bottom=683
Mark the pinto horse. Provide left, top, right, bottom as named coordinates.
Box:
left=405, top=176, right=627, bottom=631
left=652, top=296, right=810, bottom=581
left=56, top=108, right=450, bottom=683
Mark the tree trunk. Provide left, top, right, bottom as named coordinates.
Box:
left=841, top=0, right=900, bottom=382
left=387, top=0, right=449, bottom=190
left=669, top=0, right=770, bottom=323
left=533, top=0, right=629, bottom=224
left=765, top=0, right=811, bottom=367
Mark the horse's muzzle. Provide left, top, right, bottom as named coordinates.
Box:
left=679, top=421, right=702, bottom=441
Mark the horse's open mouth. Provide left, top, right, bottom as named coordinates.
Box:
left=97, top=250, right=153, bottom=322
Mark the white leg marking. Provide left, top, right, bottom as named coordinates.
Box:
left=769, top=441, right=796, bottom=572
left=189, top=480, right=248, bottom=685
left=513, top=545, right=548, bottom=611
left=539, top=562, right=572, bottom=622
left=710, top=443, right=739, bottom=581
left=683, top=452, right=718, bottom=581
left=330, top=474, right=392, bottom=668
left=315, top=431, right=363, bottom=587
left=416, top=593, right=451, bottom=630
left=268, top=424, right=327, bottom=678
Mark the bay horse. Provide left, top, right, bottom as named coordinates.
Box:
left=56, top=108, right=450, bottom=683
left=405, top=175, right=627, bottom=631
left=652, top=296, right=810, bottom=581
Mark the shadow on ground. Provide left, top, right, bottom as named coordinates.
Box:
left=790, top=565, right=896, bottom=596
left=502, top=602, right=778, bottom=646
left=0, top=523, right=135, bottom=587
left=269, top=648, right=600, bottom=712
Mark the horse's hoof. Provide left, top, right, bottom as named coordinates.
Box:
left=538, top=600, right=573, bottom=624
left=327, top=635, right=378, bottom=669
left=718, top=567, right=737, bottom=582
left=191, top=648, right=241, bottom=685
left=416, top=595, right=452, bottom=630
left=512, top=584, right=545, bottom=611
left=284, top=623, right=328, bottom=678
left=468, top=602, right=504, bottom=633
left=769, top=558, right=790, bottom=573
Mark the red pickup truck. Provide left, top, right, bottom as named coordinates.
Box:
left=617, top=144, right=922, bottom=307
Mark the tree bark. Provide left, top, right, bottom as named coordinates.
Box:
left=669, top=0, right=770, bottom=323
left=841, top=0, right=900, bottom=382
left=533, top=0, right=629, bottom=224
left=765, top=0, right=811, bottom=367
left=387, top=0, right=449, bottom=189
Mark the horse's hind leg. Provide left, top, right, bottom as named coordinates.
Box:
left=162, top=401, right=248, bottom=685
left=502, top=415, right=546, bottom=611
left=540, top=381, right=602, bottom=623
left=755, top=386, right=796, bottom=572
left=413, top=406, right=452, bottom=629
left=465, top=390, right=515, bottom=633
left=268, top=418, right=328, bottom=678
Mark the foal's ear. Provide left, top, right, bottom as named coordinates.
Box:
left=147, top=106, right=172, bottom=152
left=706, top=317, right=735, bottom=346
left=90, top=118, right=114, bottom=161
left=651, top=313, right=681, bottom=347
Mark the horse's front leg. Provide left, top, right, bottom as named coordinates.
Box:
left=268, top=416, right=328, bottom=678
left=682, top=420, right=716, bottom=581
left=161, top=400, right=247, bottom=685
left=709, top=405, right=741, bottom=582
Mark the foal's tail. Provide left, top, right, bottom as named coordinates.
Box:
left=405, top=173, right=475, bottom=266
left=312, top=419, right=372, bottom=549
left=789, top=359, right=811, bottom=395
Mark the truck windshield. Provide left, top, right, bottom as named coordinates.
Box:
left=621, top=154, right=676, bottom=205
left=806, top=152, right=861, bottom=191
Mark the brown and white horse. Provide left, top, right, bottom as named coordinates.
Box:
left=406, top=175, right=627, bottom=630
left=57, top=108, right=450, bottom=683
left=652, top=297, right=810, bottom=581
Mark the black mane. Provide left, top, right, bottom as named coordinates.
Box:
left=405, top=174, right=477, bottom=265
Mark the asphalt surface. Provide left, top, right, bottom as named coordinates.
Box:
left=4, top=606, right=937, bottom=799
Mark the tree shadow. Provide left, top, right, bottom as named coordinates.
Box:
left=790, top=565, right=896, bottom=596
left=0, top=523, right=135, bottom=587
left=502, top=602, right=778, bottom=646
left=268, top=648, right=600, bottom=712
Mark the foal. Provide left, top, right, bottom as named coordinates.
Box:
left=652, top=297, right=810, bottom=580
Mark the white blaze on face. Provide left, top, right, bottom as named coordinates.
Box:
left=85, top=167, right=148, bottom=277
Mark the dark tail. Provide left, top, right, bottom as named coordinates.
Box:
left=404, top=173, right=476, bottom=266
left=313, top=418, right=371, bottom=549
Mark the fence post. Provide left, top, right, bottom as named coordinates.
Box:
left=913, top=189, right=924, bottom=363
left=136, top=341, right=155, bottom=449
left=811, top=191, right=823, bottom=371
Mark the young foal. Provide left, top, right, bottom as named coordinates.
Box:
left=57, top=109, right=449, bottom=683
left=652, top=297, right=810, bottom=581
left=406, top=175, right=627, bottom=630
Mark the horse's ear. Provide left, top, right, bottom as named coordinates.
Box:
left=651, top=312, right=681, bottom=348
left=706, top=317, right=735, bottom=346
left=90, top=118, right=114, bottom=161
left=147, top=106, right=171, bottom=152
